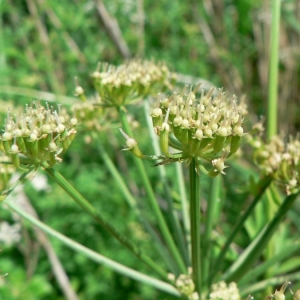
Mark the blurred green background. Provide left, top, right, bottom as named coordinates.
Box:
left=1, top=0, right=300, bottom=299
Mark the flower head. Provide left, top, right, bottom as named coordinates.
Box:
left=91, top=60, right=176, bottom=107
left=146, top=85, right=247, bottom=176
left=0, top=101, right=77, bottom=170
left=168, top=268, right=199, bottom=300
left=209, top=281, right=241, bottom=300
left=250, top=132, right=300, bottom=194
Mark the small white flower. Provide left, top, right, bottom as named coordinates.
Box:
left=0, top=221, right=21, bottom=246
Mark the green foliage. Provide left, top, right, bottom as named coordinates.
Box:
left=1, top=0, right=300, bottom=299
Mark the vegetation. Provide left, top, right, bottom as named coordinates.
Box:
left=1, top=1, right=300, bottom=299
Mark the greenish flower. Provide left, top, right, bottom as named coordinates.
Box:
left=90, top=60, right=176, bottom=107
left=0, top=101, right=77, bottom=170
left=209, top=281, right=241, bottom=300
left=249, top=131, right=300, bottom=194
left=168, top=268, right=199, bottom=300
left=121, top=84, right=247, bottom=176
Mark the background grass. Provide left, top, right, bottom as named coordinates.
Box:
left=1, top=0, right=300, bottom=299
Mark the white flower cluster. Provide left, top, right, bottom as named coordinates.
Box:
left=209, top=281, right=241, bottom=300
left=0, top=221, right=21, bottom=246
left=149, top=85, right=248, bottom=175
left=91, top=60, right=175, bottom=106
left=93, top=60, right=172, bottom=87
left=168, top=268, right=199, bottom=300
left=0, top=101, right=78, bottom=169
left=73, top=101, right=103, bottom=132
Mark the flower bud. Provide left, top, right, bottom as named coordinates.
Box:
left=274, top=281, right=290, bottom=300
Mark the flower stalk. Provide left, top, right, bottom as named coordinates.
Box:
left=190, top=158, right=202, bottom=296
left=43, top=166, right=167, bottom=278
left=118, top=105, right=187, bottom=275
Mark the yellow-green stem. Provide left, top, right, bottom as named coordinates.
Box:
left=267, top=0, right=281, bottom=139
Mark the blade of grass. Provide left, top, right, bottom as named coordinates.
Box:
left=222, top=192, right=298, bottom=282
left=209, top=175, right=272, bottom=283
left=240, top=271, right=300, bottom=297
left=239, top=241, right=300, bottom=286
left=3, top=199, right=181, bottom=297
left=0, top=85, right=76, bottom=104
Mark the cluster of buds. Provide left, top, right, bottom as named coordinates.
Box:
left=121, top=84, right=247, bottom=176
left=87, top=60, right=176, bottom=107
left=168, top=268, right=199, bottom=300
left=0, top=101, right=78, bottom=170
left=73, top=101, right=104, bottom=132
left=249, top=131, right=300, bottom=195
left=209, top=281, right=241, bottom=300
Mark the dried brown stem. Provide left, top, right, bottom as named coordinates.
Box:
left=95, top=0, right=131, bottom=59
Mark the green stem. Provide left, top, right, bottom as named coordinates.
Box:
left=267, top=0, right=281, bottom=139
left=0, top=86, right=75, bottom=105
left=0, top=167, right=35, bottom=201
left=3, top=199, right=181, bottom=297
left=143, top=100, right=189, bottom=266
left=175, top=162, right=191, bottom=261
left=95, top=136, right=178, bottom=273
left=203, top=176, right=221, bottom=285
left=95, top=137, right=137, bottom=210
left=118, top=105, right=186, bottom=274
left=222, top=192, right=298, bottom=282
left=43, top=166, right=167, bottom=278
left=210, top=175, right=272, bottom=283
left=266, top=3, right=281, bottom=290
left=190, top=158, right=201, bottom=296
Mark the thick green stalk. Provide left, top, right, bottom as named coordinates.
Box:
left=44, top=167, right=167, bottom=278
left=143, top=100, right=189, bottom=266
left=266, top=4, right=281, bottom=292
left=118, top=105, right=186, bottom=274
left=209, top=175, right=272, bottom=283
left=267, top=0, right=281, bottom=138
left=3, top=199, right=181, bottom=297
left=190, top=158, right=201, bottom=296
left=223, top=192, right=298, bottom=282
left=203, top=176, right=221, bottom=285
